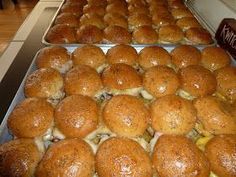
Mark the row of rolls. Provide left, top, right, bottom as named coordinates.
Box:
left=1, top=44, right=236, bottom=177
left=46, top=0, right=213, bottom=44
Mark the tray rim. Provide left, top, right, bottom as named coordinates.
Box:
left=41, top=0, right=217, bottom=47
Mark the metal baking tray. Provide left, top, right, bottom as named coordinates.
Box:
left=41, top=0, right=217, bottom=47
left=0, top=45, right=235, bottom=145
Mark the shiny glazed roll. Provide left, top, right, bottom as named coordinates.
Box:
left=194, top=96, right=236, bottom=135
left=171, top=8, right=193, bottom=19
left=80, top=13, right=106, bottom=29
left=54, top=95, right=99, bottom=138
left=151, top=95, right=197, bottom=135
left=128, top=13, right=152, bottom=30
left=54, top=12, right=79, bottom=27
left=104, top=12, right=128, bottom=29
left=0, top=139, right=42, bottom=177
left=36, top=46, right=72, bottom=73
left=215, top=66, right=236, bottom=102
left=158, top=24, right=184, bottom=43
left=83, top=4, right=106, bottom=16
left=35, top=139, right=95, bottom=177
left=170, top=45, right=201, bottom=69
left=96, top=137, right=153, bottom=177
left=104, top=25, right=132, bottom=44
left=76, top=25, right=103, bottom=44
left=128, top=4, right=149, bottom=15
left=176, top=17, right=201, bottom=31
left=103, top=95, right=150, bottom=137
left=106, top=44, right=138, bottom=66
left=46, top=24, right=76, bottom=44
left=101, top=63, right=142, bottom=93
left=138, top=46, right=172, bottom=70
left=169, top=0, right=186, bottom=8
left=7, top=98, right=54, bottom=138
left=152, top=14, right=175, bottom=27
left=72, top=45, right=106, bottom=71
left=87, top=0, right=107, bottom=7
left=24, top=68, right=64, bottom=100
left=179, top=65, right=217, bottom=98
left=143, top=66, right=180, bottom=98
left=60, top=3, right=83, bottom=16
left=152, top=135, right=210, bottom=177
left=133, top=26, right=158, bottom=44
left=185, top=27, right=213, bottom=45
left=106, top=2, right=128, bottom=17
left=205, top=135, right=236, bottom=177
left=64, top=65, right=103, bottom=97
left=201, top=46, right=231, bottom=71
left=66, top=0, right=87, bottom=6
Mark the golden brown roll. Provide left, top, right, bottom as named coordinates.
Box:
left=87, top=0, right=107, bottom=7
left=194, top=96, right=236, bottom=135
left=179, top=65, right=217, bottom=98
left=185, top=27, right=213, bottom=45
left=0, top=139, right=42, bottom=177
left=24, top=68, right=64, bottom=100
left=151, top=95, right=197, bottom=134
left=46, top=24, right=76, bottom=44
left=152, top=135, right=210, bottom=177
left=169, top=0, right=186, bottom=8
left=106, top=2, right=128, bottom=17
left=72, top=45, right=106, bottom=70
left=171, top=8, right=193, bottom=19
left=54, top=12, right=79, bottom=27
left=96, top=137, right=152, bottom=177
left=106, top=44, right=138, bottom=65
left=138, top=46, right=172, bottom=70
left=148, top=0, right=168, bottom=6
left=102, top=63, right=142, bottom=91
left=171, top=45, right=201, bottom=69
left=36, top=46, right=72, bottom=73
left=158, top=24, right=184, bottom=43
left=80, top=13, right=106, bottom=29
left=60, top=2, right=83, bottom=16
left=143, top=66, right=180, bottom=98
left=104, top=25, right=132, bottom=44
left=128, top=4, right=149, bottom=15
left=35, top=139, right=95, bottom=177
left=133, top=26, right=158, bottom=44
left=215, top=66, right=236, bottom=102
left=76, top=24, right=103, bottom=44
left=54, top=95, right=99, bottom=138
left=201, top=46, right=231, bottom=71
left=152, top=14, right=175, bottom=27
left=128, top=14, right=152, bottom=30
left=149, top=6, right=169, bottom=16
left=64, top=65, right=103, bottom=97
left=83, top=4, right=106, bottom=16
left=8, top=98, right=54, bottom=138
left=66, top=0, right=87, bottom=6
left=104, top=12, right=128, bottom=29
left=205, top=135, right=236, bottom=177
left=127, top=0, right=147, bottom=6
left=176, top=17, right=201, bottom=31
left=107, top=0, right=127, bottom=5
left=103, top=95, right=149, bottom=137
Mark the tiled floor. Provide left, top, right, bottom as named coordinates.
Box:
left=0, top=0, right=38, bottom=55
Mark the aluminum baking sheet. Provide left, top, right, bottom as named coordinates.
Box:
left=41, top=0, right=217, bottom=47
left=0, top=45, right=235, bottom=145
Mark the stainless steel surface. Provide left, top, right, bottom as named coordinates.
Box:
left=0, top=53, right=37, bottom=144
